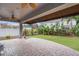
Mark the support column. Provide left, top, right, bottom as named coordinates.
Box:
left=19, top=23, right=23, bottom=38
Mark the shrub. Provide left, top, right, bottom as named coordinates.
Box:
left=33, top=29, right=38, bottom=35
left=23, top=29, right=32, bottom=36
left=23, top=29, right=28, bottom=36
left=37, top=24, right=50, bottom=35
left=5, top=36, right=11, bottom=39
left=72, top=23, right=79, bottom=36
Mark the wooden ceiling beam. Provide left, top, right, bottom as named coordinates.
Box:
left=25, top=4, right=79, bottom=24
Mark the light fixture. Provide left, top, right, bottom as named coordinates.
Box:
left=21, top=3, right=37, bottom=9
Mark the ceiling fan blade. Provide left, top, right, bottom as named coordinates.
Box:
left=29, top=3, right=37, bottom=9
left=12, top=13, right=14, bottom=19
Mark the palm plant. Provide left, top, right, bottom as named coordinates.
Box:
left=54, top=22, right=60, bottom=35
left=37, top=24, right=50, bottom=35
left=41, top=24, right=49, bottom=35
left=50, top=24, right=55, bottom=35
left=72, top=15, right=79, bottom=25
left=72, top=23, right=79, bottom=36
left=71, top=15, right=79, bottom=36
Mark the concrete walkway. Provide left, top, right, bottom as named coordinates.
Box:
left=0, top=38, right=79, bottom=56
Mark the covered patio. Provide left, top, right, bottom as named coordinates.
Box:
left=0, top=3, right=79, bottom=37
left=0, top=3, right=79, bottom=56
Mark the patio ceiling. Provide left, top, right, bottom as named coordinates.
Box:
left=0, top=3, right=63, bottom=22
left=0, top=3, right=43, bottom=22
left=0, top=3, right=79, bottom=24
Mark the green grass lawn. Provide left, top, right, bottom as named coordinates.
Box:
left=32, top=35, right=79, bottom=51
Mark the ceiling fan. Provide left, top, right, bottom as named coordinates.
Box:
left=9, top=11, right=16, bottom=20
left=0, top=12, right=17, bottom=20
left=11, top=11, right=14, bottom=19
left=21, top=3, right=37, bottom=9
left=0, top=4, right=37, bottom=20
